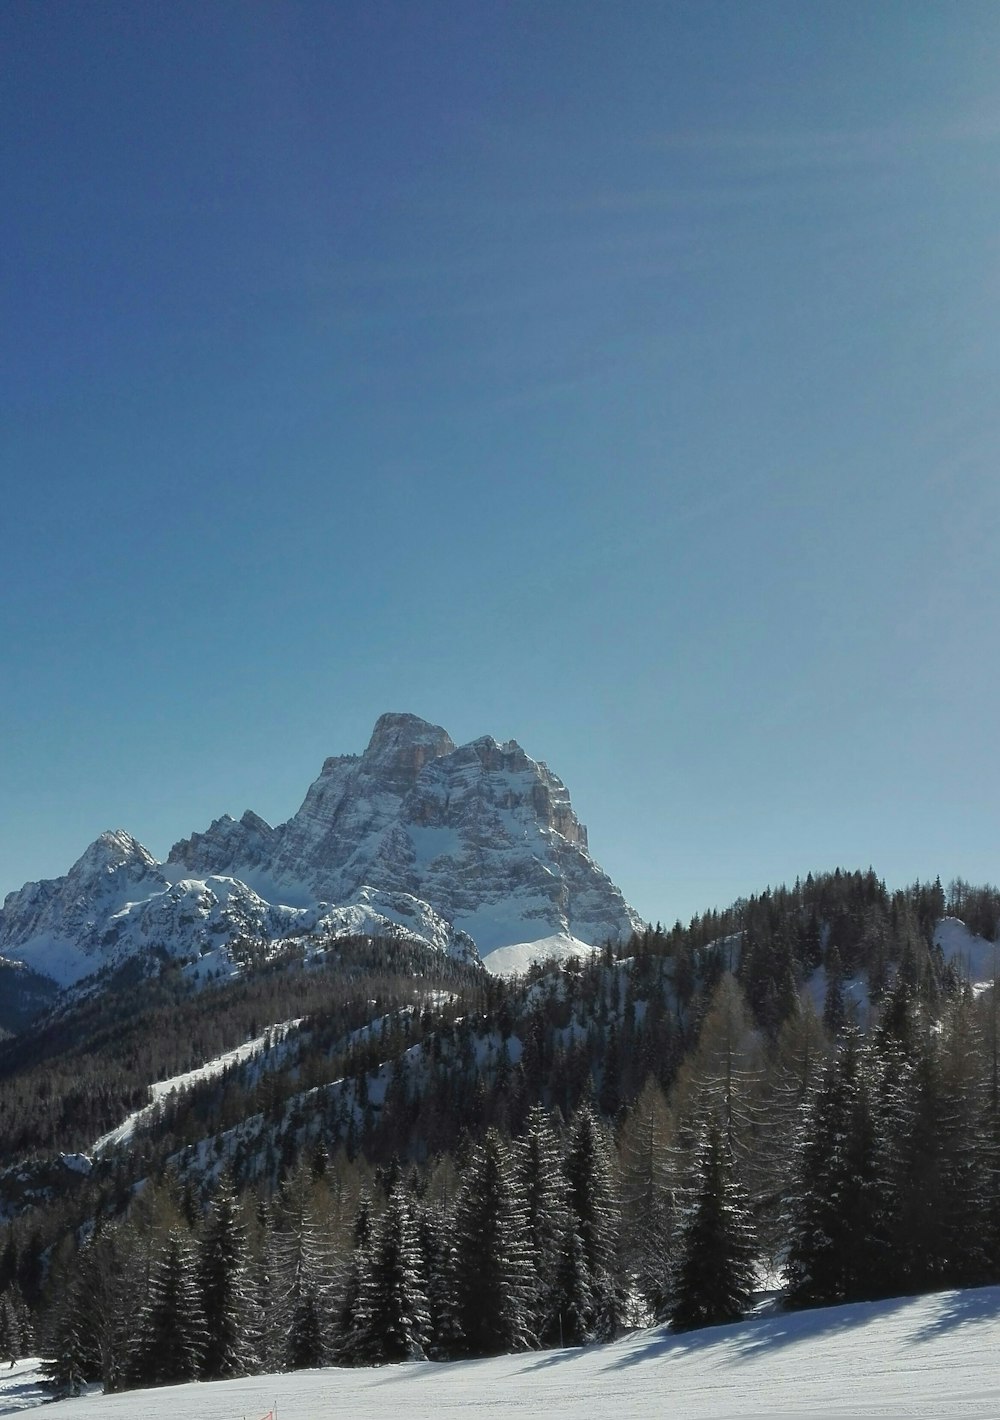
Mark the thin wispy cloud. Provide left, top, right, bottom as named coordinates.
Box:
left=647, top=111, right=1000, bottom=170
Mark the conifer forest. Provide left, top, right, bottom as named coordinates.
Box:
left=2, top=869, right=1000, bottom=1399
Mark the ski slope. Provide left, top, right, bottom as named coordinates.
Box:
left=90, top=1019, right=303, bottom=1155
left=3, top=1285, right=1000, bottom=1417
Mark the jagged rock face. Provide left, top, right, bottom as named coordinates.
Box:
left=167, top=713, right=641, bottom=955
left=168, top=810, right=276, bottom=883
left=0, top=713, right=642, bottom=991
left=0, top=831, right=167, bottom=975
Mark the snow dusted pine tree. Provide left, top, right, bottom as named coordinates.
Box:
left=785, top=1032, right=887, bottom=1307
left=669, top=1120, right=757, bottom=1332
left=198, top=1177, right=257, bottom=1380
left=449, top=1129, right=535, bottom=1357
left=334, top=1191, right=375, bottom=1364
left=516, top=1105, right=571, bottom=1344
left=0, top=1296, right=14, bottom=1367
left=357, top=1188, right=431, bottom=1362
left=268, top=1169, right=334, bottom=1371
left=128, top=1231, right=207, bottom=1388
left=412, top=1195, right=463, bottom=1359
left=563, top=1104, right=620, bottom=1338
left=280, top=1218, right=331, bottom=1371
left=550, top=1217, right=592, bottom=1346
left=42, top=1309, right=88, bottom=1400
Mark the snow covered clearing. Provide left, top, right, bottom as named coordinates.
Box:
left=934, top=917, right=999, bottom=987
left=6, top=1285, right=1000, bottom=1418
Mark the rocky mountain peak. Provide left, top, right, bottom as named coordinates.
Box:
left=72, top=830, right=157, bottom=877
left=167, top=810, right=274, bottom=879
left=0, top=713, right=644, bottom=989
left=362, top=713, right=455, bottom=786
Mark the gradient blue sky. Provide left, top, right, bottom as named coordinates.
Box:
left=3, top=1, right=1000, bottom=928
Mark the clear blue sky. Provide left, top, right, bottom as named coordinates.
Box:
left=3, top=1, right=1000, bottom=928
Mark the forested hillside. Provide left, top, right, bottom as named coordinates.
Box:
left=1, top=868, right=999, bottom=1399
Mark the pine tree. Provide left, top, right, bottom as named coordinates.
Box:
left=823, top=946, right=846, bottom=1038
left=357, top=1188, right=430, bottom=1362
left=63, top=1232, right=131, bottom=1393
left=268, top=1170, right=334, bottom=1371
left=896, top=996, right=992, bottom=1291
left=413, top=1198, right=462, bottom=1359
left=516, top=1106, right=571, bottom=1343
left=277, top=1222, right=332, bottom=1370
left=752, top=1001, right=827, bottom=1271
left=129, top=1231, right=207, bottom=1388
left=0, top=1293, right=18, bottom=1368
left=43, top=1309, right=88, bottom=1399
left=563, top=1104, right=620, bottom=1338
left=785, top=1034, right=889, bottom=1307
left=198, top=1177, right=257, bottom=1380
left=285, top=1285, right=325, bottom=1370
left=669, top=1121, right=757, bottom=1332
left=448, top=1129, right=535, bottom=1357
left=334, top=1192, right=375, bottom=1365
left=549, top=1219, right=592, bottom=1346
left=0, top=1233, right=17, bottom=1296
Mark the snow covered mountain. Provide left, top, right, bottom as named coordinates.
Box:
left=0, top=714, right=643, bottom=991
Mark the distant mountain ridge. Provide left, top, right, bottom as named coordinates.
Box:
left=0, top=713, right=643, bottom=991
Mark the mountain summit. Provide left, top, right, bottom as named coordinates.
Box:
left=0, top=715, right=643, bottom=990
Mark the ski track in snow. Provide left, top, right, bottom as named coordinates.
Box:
left=4, top=1286, right=1000, bottom=1418
left=90, top=1020, right=304, bottom=1155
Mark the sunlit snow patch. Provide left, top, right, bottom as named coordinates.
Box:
left=481, top=932, right=596, bottom=976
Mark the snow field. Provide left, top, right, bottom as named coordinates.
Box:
left=5, top=1285, right=1000, bottom=1419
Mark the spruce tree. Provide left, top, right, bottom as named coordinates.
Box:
left=358, top=1188, right=430, bottom=1362
left=278, top=1222, right=331, bottom=1370
left=563, top=1104, right=620, bottom=1338
left=268, top=1171, right=334, bottom=1371
left=669, top=1121, right=756, bottom=1332
left=823, top=947, right=846, bottom=1038
left=414, top=1198, right=462, bottom=1359
left=198, top=1177, right=257, bottom=1380
left=785, top=1034, right=888, bottom=1307
left=285, top=1286, right=325, bottom=1370
left=550, top=1220, right=592, bottom=1346
left=0, top=1294, right=18, bottom=1368
left=940, top=996, right=993, bottom=1287
left=448, top=1129, right=535, bottom=1357
left=129, top=1231, right=207, bottom=1388
left=43, top=1310, right=88, bottom=1399
left=516, top=1105, right=571, bottom=1343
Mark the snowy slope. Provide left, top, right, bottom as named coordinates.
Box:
left=934, top=916, right=999, bottom=986
left=481, top=931, right=596, bottom=975
left=7, top=1285, right=1000, bottom=1418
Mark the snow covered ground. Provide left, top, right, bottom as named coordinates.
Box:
left=4, top=1285, right=1000, bottom=1417
left=934, top=916, right=999, bottom=987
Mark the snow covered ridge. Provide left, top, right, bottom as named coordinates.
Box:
left=0, top=714, right=643, bottom=991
